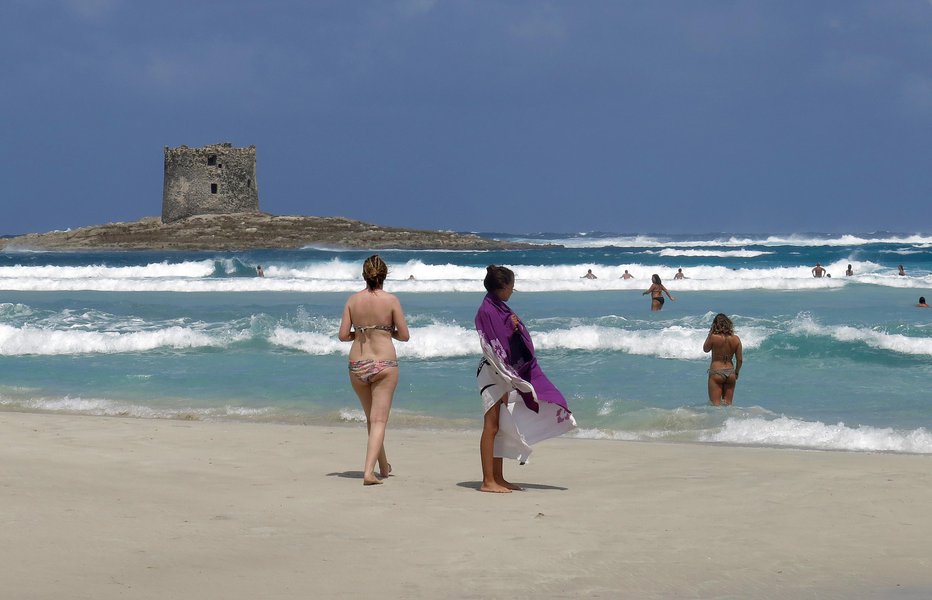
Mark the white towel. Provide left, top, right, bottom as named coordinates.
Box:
left=477, top=336, right=576, bottom=463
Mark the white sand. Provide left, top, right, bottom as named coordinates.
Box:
left=2, top=412, right=931, bottom=599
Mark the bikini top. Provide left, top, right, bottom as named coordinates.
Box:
left=353, top=324, right=394, bottom=333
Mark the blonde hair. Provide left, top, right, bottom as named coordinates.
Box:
left=362, top=255, right=388, bottom=290
left=710, top=313, right=734, bottom=336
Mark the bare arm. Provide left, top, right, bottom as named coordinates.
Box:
left=663, top=284, right=675, bottom=300
left=734, top=337, right=743, bottom=379
left=391, top=297, right=410, bottom=342
left=703, top=330, right=714, bottom=353
left=338, top=302, right=355, bottom=342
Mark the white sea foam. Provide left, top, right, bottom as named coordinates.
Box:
left=339, top=408, right=368, bottom=422
left=0, top=394, right=274, bottom=421
left=654, top=249, right=773, bottom=258
left=0, top=260, right=215, bottom=279
left=268, top=327, right=346, bottom=355
left=523, top=233, right=932, bottom=249
left=270, top=322, right=768, bottom=360
left=703, top=417, right=932, bottom=454
left=0, top=258, right=919, bottom=292
left=0, top=323, right=236, bottom=355
left=571, top=412, right=932, bottom=454
left=789, top=315, right=932, bottom=357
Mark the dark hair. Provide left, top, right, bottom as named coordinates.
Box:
left=921, top=297, right=927, bottom=304
left=362, top=254, right=388, bottom=290
left=484, top=265, right=515, bottom=293
left=652, top=274, right=661, bottom=285
left=710, top=313, right=734, bottom=335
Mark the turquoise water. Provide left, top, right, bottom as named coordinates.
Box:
left=1, top=233, right=930, bottom=453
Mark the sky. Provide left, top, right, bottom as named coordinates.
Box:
left=2, top=0, right=931, bottom=235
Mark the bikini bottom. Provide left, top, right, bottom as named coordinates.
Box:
left=708, top=367, right=735, bottom=380
left=349, top=359, right=398, bottom=383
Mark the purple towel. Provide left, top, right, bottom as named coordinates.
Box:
left=474, top=292, right=569, bottom=413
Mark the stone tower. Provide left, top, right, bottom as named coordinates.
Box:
left=162, top=142, right=259, bottom=223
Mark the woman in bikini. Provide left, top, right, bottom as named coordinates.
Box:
left=643, top=274, right=675, bottom=311
left=338, top=255, right=410, bottom=485
left=703, top=313, right=743, bottom=406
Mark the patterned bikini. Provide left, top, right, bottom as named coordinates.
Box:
left=348, top=324, right=398, bottom=383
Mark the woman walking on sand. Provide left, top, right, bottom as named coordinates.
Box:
left=703, top=313, right=743, bottom=406
left=338, top=255, right=410, bottom=485
left=475, top=265, right=576, bottom=493
left=643, top=274, right=675, bottom=311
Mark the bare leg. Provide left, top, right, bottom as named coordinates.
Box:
left=351, top=368, right=398, bottom=485
left=480, top=400, right=511, bottom=493
left=493, top=457, right=522, bottom=491
left=651, top=298, right=661, bottom=311
left=708, top=375, right=724, bottom=406
left=721, top=374, right=737, bottom=406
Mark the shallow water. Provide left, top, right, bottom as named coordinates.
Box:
left=1, top=232, right=930, bottom=453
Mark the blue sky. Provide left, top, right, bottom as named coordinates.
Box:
left=2, top=0, right=930, bottom=235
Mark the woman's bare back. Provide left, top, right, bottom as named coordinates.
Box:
left=340, top=289, right=409, bottom=361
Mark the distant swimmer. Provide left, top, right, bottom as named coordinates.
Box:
left=643, top=274, right=674, bottom=311
left=407, top=274, right=416, bottom=280
left=673, top=268, right=685, bottom=280
left=845, top=264, right=854, bottom=276
left=918, top=296, right=929, bottom=308
left=256, top=265, right=264, bottom=277
left=811, top=263, right=826, bottom=278
left=898, top=264, right=906, bottom=276
left=582, top=269, right=597, bottom=280
left=703, top=313, right=743, bottom=406
left=620, top=270, right=634, bottom=280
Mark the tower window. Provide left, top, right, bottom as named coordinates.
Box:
left=210, top=183, right=218, bottom=194
left=207, top=154, right=217, bottom=166
left=247, top=179, right=251, bottom=188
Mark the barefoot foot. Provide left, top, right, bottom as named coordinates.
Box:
left=379, top=463, right=392, bottom=478
left=479, top=482, right=512, bottom=493
left=497, top=478, right=523, bottom=491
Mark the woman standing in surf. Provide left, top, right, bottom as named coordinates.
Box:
left=703, top=313, right=743, bottom=406
left=643, top=274, right=675, bottom=311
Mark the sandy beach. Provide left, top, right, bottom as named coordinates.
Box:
left=2, top=412, right=930, bottom=600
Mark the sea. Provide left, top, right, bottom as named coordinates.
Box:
left=1, top=232, right=931, bottom=454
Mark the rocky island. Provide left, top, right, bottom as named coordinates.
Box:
left=1, top=143, right=544, bottom=251
left=0, top=213, right=538, bottom=251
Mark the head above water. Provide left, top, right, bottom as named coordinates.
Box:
left=484, top=264, right=515, bottom=293
left=711, top=313, right=734, bottom=336
left=651, top=274, right=661, bottom=285
left=362, top=254, right=388, bottom=290
left=921, top=296, right=927, bottom=304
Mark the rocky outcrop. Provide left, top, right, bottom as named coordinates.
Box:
left=0, top=213, right=541, bottom=251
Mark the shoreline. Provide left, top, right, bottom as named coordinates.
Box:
left=4, top=411, right=931, bottom=599
left=3, top=401, right=932, bottom=456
